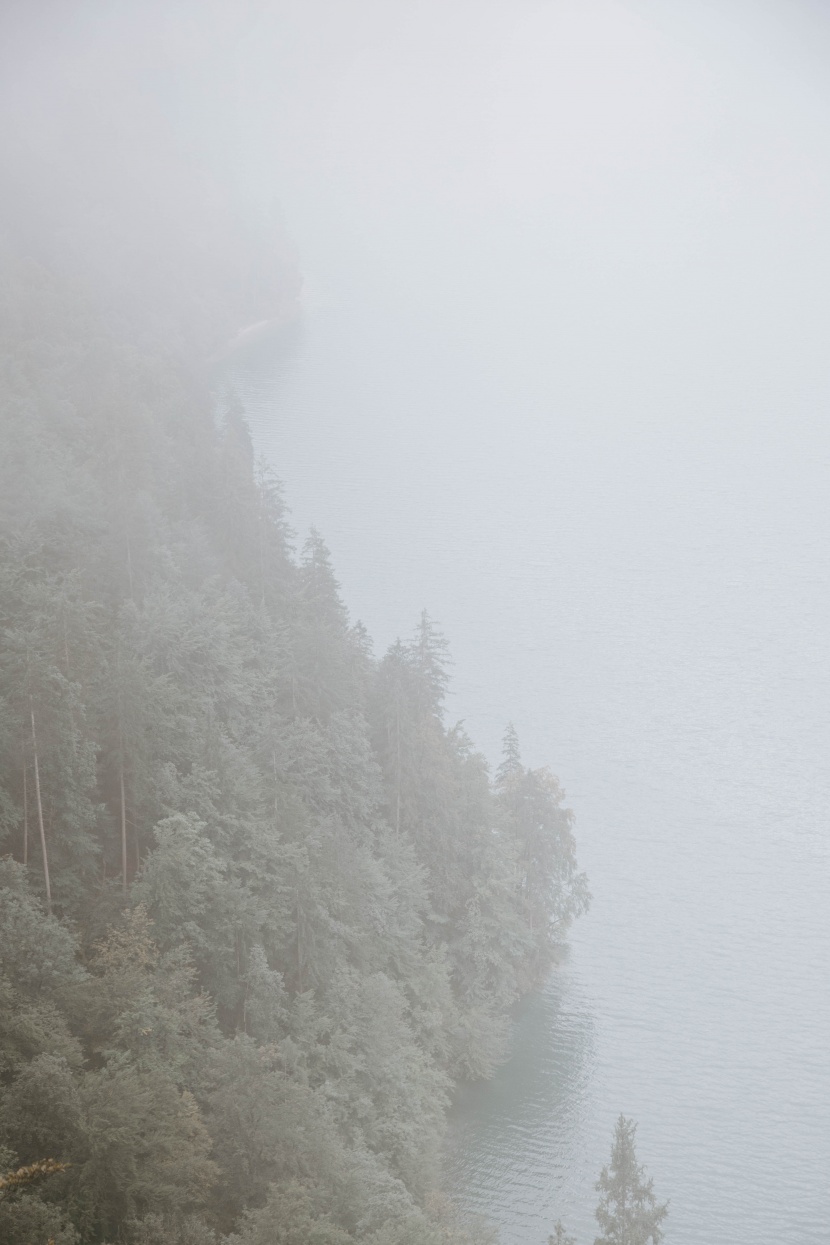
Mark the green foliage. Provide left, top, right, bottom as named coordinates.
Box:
left=0, top=1192, right=80, bottom=1245
left=126, top=1213, right=219, bottom=1245
left=593, top=1116, right=668, bottom=1245
left=0, top=862, right=85, bottom=1081
left=0, top=1053, right=85, bottom=1167
left=496, top=732, right=591, bottom=990
left=228, top=1181, right=355, bottom=1245
left=0, top=67, right=589, bottom=1244
left=78, top=1063, right=217, bottom=1236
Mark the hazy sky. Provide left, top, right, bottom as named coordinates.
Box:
left=4, top=0, right=830, bottom=439
left=215, top=0, right=830, bottom=442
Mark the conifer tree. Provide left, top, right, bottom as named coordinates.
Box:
left=549, top=1223, right=576, bottom=1245
left=496, top=727, right=589, bottom=985
left=496, top=722, right=522, bottom=786
left=593, top=1116, right=668, bottom=1245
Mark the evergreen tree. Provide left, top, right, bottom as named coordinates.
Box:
left=495, top=722, right=522, bottom=786
left=293, top=530, right=353, bottom=719
left=593, top=1116, right=668, bottom=1245
left=496, top=727, right=590, bottom=987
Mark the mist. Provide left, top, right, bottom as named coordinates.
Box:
left=1, top=3, right=829, bottom=1244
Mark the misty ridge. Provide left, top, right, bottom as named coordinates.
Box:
left=1, top=2, right=830, bottom=1245
left=0, top=4, right=590, bottom=1244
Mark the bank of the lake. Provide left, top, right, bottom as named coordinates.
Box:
left=234, top=295, right=830, bottom=1245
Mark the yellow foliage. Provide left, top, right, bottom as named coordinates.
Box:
left=0, top=1158, right=70, bottom=1200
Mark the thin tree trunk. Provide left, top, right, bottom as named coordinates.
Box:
left=296, top=880, right=303, bottom=993
left=395, top=702, right=402, bottom=834
left=120, top=762, right=128, bottom=898
left=258, top=492, right=266, bottom=606
left=62, top=609, right=70, bottom=675
left=30, top=704, right=51, bottom=914
left=22, top=757, right=28, bottom=866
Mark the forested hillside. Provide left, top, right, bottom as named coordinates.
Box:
left=0, top=12, right=588, bottom=1243
left=0, top=247, right=588, bottom=1244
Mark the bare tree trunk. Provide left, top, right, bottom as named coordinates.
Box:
left=120, top=762, right=128, bottom=898
left=22, top=757, right=28, bottom=866
left=119, top=451, right=135, bottom=601
left=395, top=703, right=402, bottom=834
left=62, top=609, right=70, bottom=675
left=30, top=704, right=51, bottom=914
left=296, top=879, right=303, bottom=993
left=258, top=491, right=266, bottom=606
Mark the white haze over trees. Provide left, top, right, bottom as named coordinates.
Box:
left=2, top=2, right=830, bottom=1244
left=5, top=0, right=830, bottom=440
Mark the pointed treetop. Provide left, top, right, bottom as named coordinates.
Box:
left=255, top=459, right=291, bottom=531
left=496, top=722, right=523, bottom=787
left=594, top=1115, right=668, bottom=1245
left=300, top=528, right=348, bottom=622
left=349, top=619, right=374, bottom=660
left=301, top=527, right=335, bottom=571
left=408, top=610, right=450, bottom=712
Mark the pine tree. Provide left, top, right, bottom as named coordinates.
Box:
left=495, top=722, right=522, bottom=787
left=496, top=728, right=589, bottom=986
left=549, top=1223, right=576, bottom=1245
left=410, top=611, right=450, bottom=719
left=293, top=530, right=353, bottom=719
left=593, top=1116, right=668, bottom=1245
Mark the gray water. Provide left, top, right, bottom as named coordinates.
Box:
left=229, top=293, right=830, bottom=1244
left=224, top=8, right=830, bottom=1239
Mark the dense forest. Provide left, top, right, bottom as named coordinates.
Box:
left=0, top=49, right=589, bottom=1245
left=0, top=6, right=596, bottom=1242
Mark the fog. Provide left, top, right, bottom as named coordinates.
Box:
left=223, top=9, right=830, bottom=1240
left=244, top=0, right=830, bottom=435
left=3, top=2, right=830, bottom=1243
left=8, top=0, right=830, bottom=425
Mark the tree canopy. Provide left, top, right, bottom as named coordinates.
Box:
left=0, top=10, right=589, bottom=1235
left=0, top=188, right=588, bottom=1245
left=593, top=1117, right=668, bottom=1245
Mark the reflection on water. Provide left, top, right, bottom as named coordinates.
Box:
left=446, top=963, right=596, bottom=1245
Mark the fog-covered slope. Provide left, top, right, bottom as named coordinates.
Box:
left=0, top=40, right=586, bottom=1240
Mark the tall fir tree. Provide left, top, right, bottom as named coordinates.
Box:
left=593, top=1117, right=668, bottom=1245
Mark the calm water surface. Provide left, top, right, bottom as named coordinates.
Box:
left=227, top=286, right=830, bottom=1244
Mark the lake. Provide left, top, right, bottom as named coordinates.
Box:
left=225, top=242, right=830, bottom=1243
